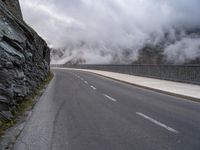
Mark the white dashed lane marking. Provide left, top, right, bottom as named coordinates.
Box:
left=103, top=94, right=117, bottom=102
left=90, top=86, right=97, bottom=90
left=136, top=112, right=179, bottom=134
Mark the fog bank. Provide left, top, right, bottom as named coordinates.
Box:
left=20, top=0, right=200, bottom=64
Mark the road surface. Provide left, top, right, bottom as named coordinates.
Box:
left=14, top=69, right=200, bottom=150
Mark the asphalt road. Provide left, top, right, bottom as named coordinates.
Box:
left=14, top=69, right=200, bottom=150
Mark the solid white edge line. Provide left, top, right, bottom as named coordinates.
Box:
left=136, top=112, right=179, bottom=134
left=103, top=94, right=117, bottom=102
left=90, top=86, right=97, bottom=90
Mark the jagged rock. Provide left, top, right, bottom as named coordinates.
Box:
left=0, top=111, right=13, bottom=121
left=1, top=0, right=23, bottom=20
left=0, top=0, right=50, bottom=120
left=0, top=95, right=9, bottom=104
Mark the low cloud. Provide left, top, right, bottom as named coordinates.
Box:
left=164, top=36, right=200, bottom=64
left=19, top=0, right=200, bottom=64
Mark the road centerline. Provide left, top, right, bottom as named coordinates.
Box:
left=103, top=94, right=117, bottom=102
left=136, top=112, right=179, bottom=134
left=90, top=86, right=97, bottom=90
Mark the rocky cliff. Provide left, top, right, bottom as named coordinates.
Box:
left=0, top=0, right=50, bottom=120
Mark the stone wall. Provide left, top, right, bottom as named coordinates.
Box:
left=0, top=0, right=50, bottom=120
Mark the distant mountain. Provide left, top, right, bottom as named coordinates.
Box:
left=134, top=29, right=200, bottom=65
left=51, top=28, right=200, bottom=65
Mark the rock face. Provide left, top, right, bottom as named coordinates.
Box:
left=0, top=0, right=50, bottom=120
left=1, top=0, right=23, bottom=20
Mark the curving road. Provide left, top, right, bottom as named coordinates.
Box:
left=14, top=69, right=200, bottom=150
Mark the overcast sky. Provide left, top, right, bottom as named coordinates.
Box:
left=19, top=0, right=200, bottom=64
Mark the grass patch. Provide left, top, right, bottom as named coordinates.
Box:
left=0, top=72, right=54, bottom=136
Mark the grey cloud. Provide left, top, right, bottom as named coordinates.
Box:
left=19, top=0, right=200, bottom=64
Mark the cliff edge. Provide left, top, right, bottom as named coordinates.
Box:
left=0, top=0, right=50, bottom=120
